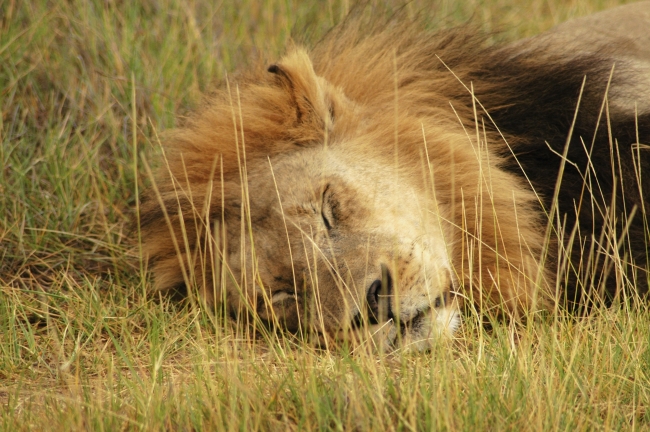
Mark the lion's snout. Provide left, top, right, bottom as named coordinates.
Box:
left=349, top=263, right=461, bottom=351
left=361, top=264, right=456, bottom=323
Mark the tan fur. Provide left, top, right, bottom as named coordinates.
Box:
left=138, top=7, right=649, bottom=350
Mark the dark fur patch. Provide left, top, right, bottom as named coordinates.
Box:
left=471, top=52, right=650, bottom=306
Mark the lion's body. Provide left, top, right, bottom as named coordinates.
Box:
left=139, top=4, right=650, bottom=350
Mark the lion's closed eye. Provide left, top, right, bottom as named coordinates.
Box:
left=321, top=184, right=335, bottom=231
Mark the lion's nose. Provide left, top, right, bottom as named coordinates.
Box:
left=366, top=264, right=393, bottom=324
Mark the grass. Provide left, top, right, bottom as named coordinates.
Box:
left=1, top=0, right=648, bottom=430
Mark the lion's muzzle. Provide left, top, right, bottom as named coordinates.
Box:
left=355, top=263, right=459, bottom=348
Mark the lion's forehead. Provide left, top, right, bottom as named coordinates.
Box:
left=264, top=146, right=439, bottom=216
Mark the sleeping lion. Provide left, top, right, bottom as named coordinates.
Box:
left=138, top=3, right=650, bottom=351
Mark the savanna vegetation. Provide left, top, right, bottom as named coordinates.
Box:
left=1, top=0, right=648, bottom=430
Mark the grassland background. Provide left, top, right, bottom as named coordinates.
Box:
left=1, top=0, right=649, bottom=430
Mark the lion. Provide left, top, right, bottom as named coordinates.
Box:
left=137, top=3, right=650, bottom=351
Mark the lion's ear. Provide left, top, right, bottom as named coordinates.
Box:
left=268, top=49, right=333, bottom=129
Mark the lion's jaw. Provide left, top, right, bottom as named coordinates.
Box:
left=227, top=143, right=460, bottom=351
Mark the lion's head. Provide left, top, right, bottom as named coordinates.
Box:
left=234, top=70, right=461, bottom=348
left=139, top=27, right=549, bottom=351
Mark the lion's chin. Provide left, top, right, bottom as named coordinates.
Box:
left=366, top=307, right=461, bottom=353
